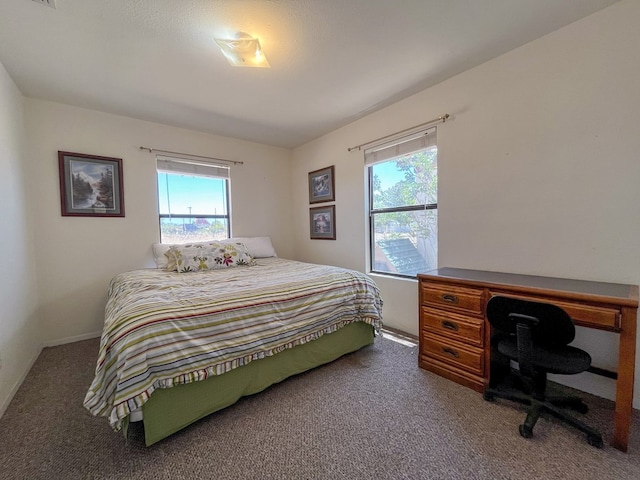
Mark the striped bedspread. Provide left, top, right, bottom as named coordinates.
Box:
left=84, top=258, right=383, bottom=431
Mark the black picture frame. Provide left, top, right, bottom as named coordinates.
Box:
left=309, top=205, right=336, bottom=240
left=308, top=165, right=335, bottom=204
left=58, top=151, right=125, bottom=217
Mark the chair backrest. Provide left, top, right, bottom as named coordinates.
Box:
left=486, top=296, right=576, bottom=347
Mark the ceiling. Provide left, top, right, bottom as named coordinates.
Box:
left=0, top=0, right=620, bottom=148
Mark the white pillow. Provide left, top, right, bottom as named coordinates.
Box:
left=152, top=243, right=172, bottom=269
left=221, top=237, right=277, bottom=258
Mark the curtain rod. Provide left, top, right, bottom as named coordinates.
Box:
left=139, top=146, right=244, bottom=165
left=347, top=114, right=450, bottom=152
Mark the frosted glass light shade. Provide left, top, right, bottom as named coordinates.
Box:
left=214, top=33, right=270, bottom=68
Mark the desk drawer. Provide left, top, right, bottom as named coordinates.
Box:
left=489, top=292, right=620, bottom=331
left=421, top=307, right=483, bottom=346
left=551, top=300, right=619, bottom=331
left=421, top=282, right=483, bottom=314
left=419, top=355, right=486, bottom=393
left=421, top=334, right=484, bottom=375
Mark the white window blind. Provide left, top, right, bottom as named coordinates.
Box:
left=156, top=155, right=229, bottom=179
left=364, top=127, right=437, bottom=165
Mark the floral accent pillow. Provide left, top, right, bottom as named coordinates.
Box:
left=163, top=241, right=212, bottom=271
left=166, top=242, right=256, bottom=273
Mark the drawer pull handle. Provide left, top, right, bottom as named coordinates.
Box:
left=442, top=321, right=459, bottom=331
left=442, top=347, right=459, bottom=358
left=441, top=294, right=459, bottom=304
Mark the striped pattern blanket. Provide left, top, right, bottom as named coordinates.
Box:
left=84, top=258, right=383, bottom=431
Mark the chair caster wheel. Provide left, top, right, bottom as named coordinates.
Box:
left=587, top=434, right=603, bottom=449
left=575, top=402, right=589, bottom=414
left=519, top=424, right=533, bottom=439
left=483, top=391, right=495, bottom=402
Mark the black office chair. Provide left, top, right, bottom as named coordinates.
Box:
left=483, top=295, right=603, bottom=448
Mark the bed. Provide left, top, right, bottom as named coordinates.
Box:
left=84, top=240, right=383, bottom=446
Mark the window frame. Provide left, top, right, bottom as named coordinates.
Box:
left=366, top=129, right=438, bottom=279
left=156, top=159, right=232, bottom=244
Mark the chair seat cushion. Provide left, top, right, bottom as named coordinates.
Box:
left=497, top=339, right=591, bottom=375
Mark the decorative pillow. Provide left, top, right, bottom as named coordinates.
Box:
left=152, top=237, right=276, bottom=269
left=153, top=241, right=231, bottom=269
left=163, top=241, right=220, bottom=271
left=152, top=241, right=212, bottom=270
left=166, top=242, right=256, bottom=273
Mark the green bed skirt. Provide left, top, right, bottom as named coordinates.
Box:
left=140, top=321, right=375, bottom=446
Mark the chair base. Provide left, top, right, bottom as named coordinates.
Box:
left=484, top=384, right=603, bottom=449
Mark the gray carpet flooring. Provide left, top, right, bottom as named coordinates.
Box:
left=1, top=334, right=639, bottom=479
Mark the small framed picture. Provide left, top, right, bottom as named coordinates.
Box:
left=308, top=165, right=335, bottom=204
left=310, top=205, right=336, bottom=240
left=58, top=151, right=125, bottom=217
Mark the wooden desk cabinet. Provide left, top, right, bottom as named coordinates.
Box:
left=419, top=281, right=488, bottom=392
left=418, top=268, right=638, bottom=452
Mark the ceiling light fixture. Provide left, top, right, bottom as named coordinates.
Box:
left=214, top=32, right=270, bottom=68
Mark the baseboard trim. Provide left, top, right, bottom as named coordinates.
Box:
left=381, top=326, right=418, bottom=343
left=0, top=344, right=43, bottom=419
left=42, top=330, right=102, bottom=348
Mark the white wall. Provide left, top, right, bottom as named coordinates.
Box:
left=0, top=62, right=41, bottom=415
left=291, top=0, right=640, bottom=406
left=24, top=100, right=293, bottom=343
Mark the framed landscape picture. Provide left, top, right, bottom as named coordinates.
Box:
left=308, top=165, right=335, bottom=204
left=309, top=205, right=336, bottom=240
left=58, top=151, right=125, bottom=217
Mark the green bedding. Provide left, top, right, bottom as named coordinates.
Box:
left=140, top=321, right=375, bottom=446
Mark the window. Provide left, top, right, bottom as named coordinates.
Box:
left=156, top=156, right=230, bottom=243
left=367, top=128, right=437, bottom=278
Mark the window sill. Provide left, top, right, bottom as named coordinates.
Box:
left=368, top=272, right=418, bottom=283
